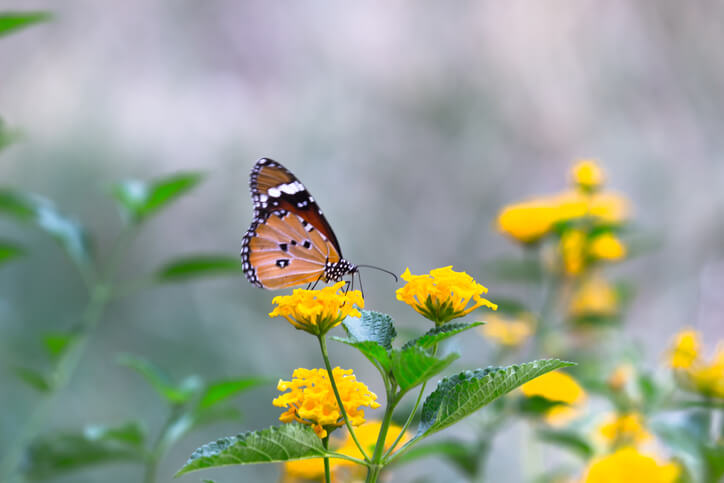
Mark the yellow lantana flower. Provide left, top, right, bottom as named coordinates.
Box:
left=560, top=229, right=587, bottom=276
left=668, top=329, right=700, bottom=369
left=479, top=313, right=534, bottom=347
left=572, top=159, right=605, bottom=190
left=273, top=367, right=380, bottom=438
left=582, top=447, right=679, bottom=483
left=607, top=364, right=634, bottom=391
left=497, top=198, right=558, bottom=243
left=588, top=232, right=626, bottom=261
left=336, top=420, right=411, bottom=465
left=269, top=281, right=364, bottom=336
left=569, top=275, right=619, bottom=318
left=520, top=371, right=586, bottom=426
left=596, top=413, right=652, bottom=448
left=396, top=266, right=497, bottom=326
left=687, top=346, right=724, bottom=399
left=282, top=457, right=328, bottom=482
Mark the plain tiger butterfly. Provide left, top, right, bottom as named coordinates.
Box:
left=240, top=158, right=359, bottom=290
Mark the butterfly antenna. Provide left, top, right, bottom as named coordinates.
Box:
left=356, top=264, right=399, bottom=283
left=357, top=270, right=366, bottom=299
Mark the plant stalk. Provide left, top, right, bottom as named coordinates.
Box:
left=317, top=335, right=370, bottom=462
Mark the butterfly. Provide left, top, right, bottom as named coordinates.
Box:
left=241, top=158, right=359, bottom=290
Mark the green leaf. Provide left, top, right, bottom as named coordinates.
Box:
left=42, top=331, right=75, bottom=359
left=342, top=310, right=397, bottom=350
left=156, top=255, right=241, bottom=281
left=200, top=378, right=266, bottom=409
left=0, top=240, right=24, bottom=266
left=0, top=118, right=21, bottom=151
left=333, top=338, right=392, bottom=374
left=517, top=395, right=565, bottom=416
left=392, top=347, right=459, bottom=393
left=13, top=366, right=51, bottom=392
left=25, top=422, right=146, bottom=478
left=0, top=189, right=92, bottom=268
left=112, top=172, right=202, bottom=224
left=536, top=428, right=593, bottom=459
left=117, top=353, right=200, bottom=404
left=0, top=11, right=52, bottom=37
left=402, top=322, right=483, bottom=350
left=176, top=423, right=328, bottom=475
left=416, top=359, right=574, bottom=438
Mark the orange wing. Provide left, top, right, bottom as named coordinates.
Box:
left=246, top=212, right=341, bottom=289
left=248, top=158, right=342, bottom=255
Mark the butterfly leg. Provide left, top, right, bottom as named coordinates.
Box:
left=356, top=270, right=365, bottom=300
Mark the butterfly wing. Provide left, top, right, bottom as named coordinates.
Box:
left=249, top=158, right=342, bottom=254
left=241, top=158, right=344, bottom=289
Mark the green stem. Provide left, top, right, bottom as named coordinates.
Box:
left=317, top=335, right=370, bottom=462
left=323, top=436, right=331, bottom=483
left=383, top=343, right=438, bottom=460
left=365, top=397, right=396, bottom=483
left=0, top=283, right=112, bottom=480
left=143, top=406, right=184, bottom=483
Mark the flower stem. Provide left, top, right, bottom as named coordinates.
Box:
left=366, top=396, right=396, bottom=483
left=323, top=436, right=331, bottom=483
left=317, top=335, right=370, bottom=462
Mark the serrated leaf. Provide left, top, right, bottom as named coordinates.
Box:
left=177, top=423, right=329, bottom=475
left=200, top=378, right=266, bottom=409
left=0, top=11, right=52, bottom=37
left=342, top=310, right=396, bottom=350
left=392, top=347, right=459, bottom=393
left=117, top=353, right=200, bottom=404
left=332, top=338, right=392, bottom=374
left=25, top=422, right=146, bottom=478
left=416, top=359, right=574, bottom=438
left=402, top=322, right=483, bottom=350
left=42, top=331, right=75, bottom=359
left=156, top=255, right=241, bottom=281
left=0, top=189, right=92, bottom=268
left=13, top=366, right=51, bottom=392
left=0, top=240, right=24, bottom=266
left=112, top=172, right=202, bottom=224
left=536, top=428, right=593, bottom=459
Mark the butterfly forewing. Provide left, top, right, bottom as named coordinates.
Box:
left=241, top=158, right=351, bottom=289
left=249, top=158, right=342, bottom=253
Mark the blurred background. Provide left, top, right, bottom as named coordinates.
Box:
left=1, top=1, right=723, bottom=481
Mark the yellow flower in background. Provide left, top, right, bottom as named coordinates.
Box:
left=497, top=198, right=558, bottom=243
left=597, top=413, right=652, bottom=448
left=588, top=192, right=631, bottom=224
left=521, top=371, right=586, bottom=426
left=336, top=420, right=411, bottom=464
left=269, top=281, right=364, bottom=336
left=396, top=266, right=497, bottom=325
left=572, top=159, right=605, bottom=190
left=687, top=346, right=724, bottom=399
left=607, top=364, right=634, bottom=391
left=588, top=232, right=626, bottom=261
left=560, top=229, right=587, bottom=275
left=480, top=313, right=534, bottom=347
left=569, top=275, right=619, bottom=318
left=282, top=458, right=328, bottom=482
left=273, top=367, right=380, bottom=438
left=668, top=329, right=700, bottom=369
left=582, top=447, right=679, bottom=483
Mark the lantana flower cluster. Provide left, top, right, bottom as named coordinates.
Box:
left=269, top=281, right=364, bottom=336
left=668, top=328, right=724, bottom=399
left=395, top=266, right=497, bottom=326
left=273, top=367, right=380, bottom=438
